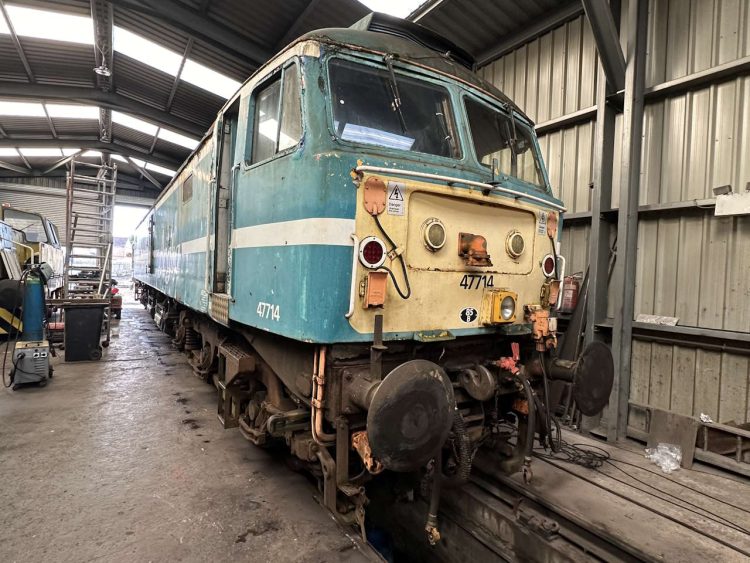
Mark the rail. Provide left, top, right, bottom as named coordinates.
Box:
left=355, top=165, right=567, bottom=212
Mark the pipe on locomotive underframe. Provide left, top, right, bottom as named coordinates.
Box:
left=311, top=346, right=336, bottom=445
left=498, top=371, right=536, bottom=475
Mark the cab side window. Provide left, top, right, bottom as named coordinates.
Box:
left=250, top=63, right=301, bottom=164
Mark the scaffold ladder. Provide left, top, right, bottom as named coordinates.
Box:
left=63, top=158, right=117, bottom=344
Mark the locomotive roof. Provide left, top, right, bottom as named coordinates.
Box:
left=296, top=27, right=532, bottom=125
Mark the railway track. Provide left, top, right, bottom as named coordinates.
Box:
left=369, top=434, right=750, bottom=562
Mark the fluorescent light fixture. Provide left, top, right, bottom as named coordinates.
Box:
left=61, top=148, right=82, bottom=156
left=113, top=26, right=182, bottom=76
left=129, top=157, right=146, bottom=168
left=0, top=11, right=8, bottom=34
left=111, top=154, right=128, bottom=163
left=145, top=162, right=176, bottom=177
left=181, top=59, right=241, bottom=99
left=18, top=147, right=63, bottom=157
left=157, top=128, right=199, bottom=150
left=3, top=5, right=94, bottom=45
left=358, top=0, right=426, bottom=18
left=0, top=148, right=19, bottom=157
left=0, top=101, right=46, bottom=117
left=46, top=104, right=99, bottom=119
left=112, top=111, right=159, bottom=136
left=82, top=150, right=103, bottom=157
left=341, top=123, right=415, bottom=151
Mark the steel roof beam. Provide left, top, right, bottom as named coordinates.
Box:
left=582, top=0, right=626, bottom=93
left=0, top=82, right=206, bottom=137
left=0, top=159, right=31, bottom=174
left=0, top=138, right=183, bottom=171
left=476, top=1, right=584, bottom=67
left=165, top=39, right=192, bottom=112
left=41, top=150, right=84, bottom=175
left=117, top=0, right=270, bottom=67
left=125, top=156, right=162, bottom=190
left=276, top=0, right=321, bottom=50
left=0, top=0, right=35, bottom=82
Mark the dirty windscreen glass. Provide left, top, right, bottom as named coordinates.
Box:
left=329, top=59, right=459, bottom=158
left=465, top=97, right=544, bottom=189
left=3, top=208, right=48, bottom=243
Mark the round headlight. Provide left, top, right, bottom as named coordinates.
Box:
left=500, top=295, right=516, bottom=320
left=422, top=218, right=446, bottom=251
left=506, top=231, right=525, bottom=258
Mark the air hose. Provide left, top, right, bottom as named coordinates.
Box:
left=443, top=408, right=472, bottom=487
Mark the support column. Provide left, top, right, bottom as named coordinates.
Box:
left=608, top=0, right=648, bottom=441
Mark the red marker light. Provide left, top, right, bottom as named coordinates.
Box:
left=359, top=237, right=387, bottom=269
left=542, top=254, right=556, bottom=278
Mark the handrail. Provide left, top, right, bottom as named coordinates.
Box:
left=355, top=165, right=567, bottom=212
left=345, top=233, right=360, bottom=319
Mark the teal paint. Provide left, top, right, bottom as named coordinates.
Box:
left=134, top=31, right=565, bottom=344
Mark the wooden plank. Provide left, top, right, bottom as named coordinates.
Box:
left=671, top=345, right=697, bottom=416
left=574, top=121, right=593, bottom=213
left=653, top=216, right=680, bottom=317
left=724, top=215, right=750, bottom=333
left=525, top=39, right=540, bottom=122
left=478, top=449, right=750, bottom=561
left=602, top=432, right=750, bottom=509
left=648, top=342, right=674, bottom=409
left=629, top=340, right=653, bottom=432
left=694, top=349, right=722, bottom=420
left=674, top=215, right=703, bottom=324
left=719, top=353, right=750, bottom=424
left=564, top=16, right=581, bottom=116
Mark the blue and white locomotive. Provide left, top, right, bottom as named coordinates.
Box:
left=133, top=14, right=613, bottom=540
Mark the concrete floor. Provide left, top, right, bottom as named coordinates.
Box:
left=0, top=297, right=373, bottom=562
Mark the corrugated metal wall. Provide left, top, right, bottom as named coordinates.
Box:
left=479, top=0, right=750, bottom=426
left=0, top=177, right=155, bottom=244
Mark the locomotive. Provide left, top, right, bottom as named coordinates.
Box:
left=133, top=14, right=613, bottom=542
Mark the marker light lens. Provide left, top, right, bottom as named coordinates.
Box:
left=542, top=254, right=556, bottom=278
left=359, top=237, right=387, bottom=269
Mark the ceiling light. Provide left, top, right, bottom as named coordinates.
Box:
left=0, top=101, right=46, bottom=117
left=113, top=26, right=182, bottom=76
left=61, top=148, right=82, bottom=156
left=181, top=59, right=241, bottom=99
left=145, top=162, right=176, bottom=177
left=0, top=148, right=19, bottom=157
left=157, top=128, right=199, bottom=150
left=112, top=111, right=158, bottom=136
left=46, top=104, right=99, bottom=119
left=18, top=147, right=63, bottom=157
left=3, top=5, right=94, bottom=45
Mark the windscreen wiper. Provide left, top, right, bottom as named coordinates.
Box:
left=384, top=54, right=408, bottom=133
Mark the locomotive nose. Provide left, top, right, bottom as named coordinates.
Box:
left=365, top=360, right=454, bottom=472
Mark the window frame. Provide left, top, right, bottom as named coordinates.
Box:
left=461, top=92, right=550, bottom=194
left=181, top=174, right=193, bottom=204
left=324, top=53, right=465, bottom=164
left=3, top=208, right=49, bottom=243
left=244, top=58, right=304, bottom=170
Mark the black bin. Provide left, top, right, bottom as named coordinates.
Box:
left=63, top=304, right=105, bottom=361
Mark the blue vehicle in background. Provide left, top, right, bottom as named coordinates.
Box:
left=133, top=13, right=613, bottom=542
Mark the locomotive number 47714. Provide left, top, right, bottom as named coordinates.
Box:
left=257, top=302, right=280, bottom=321
left=459, top=274, right=494, bottom=290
